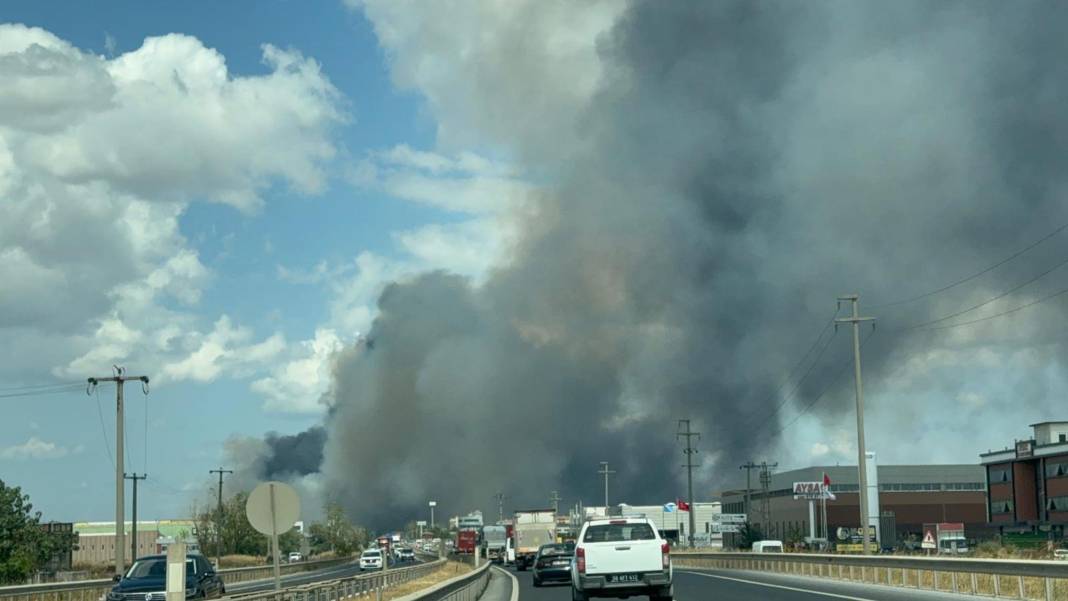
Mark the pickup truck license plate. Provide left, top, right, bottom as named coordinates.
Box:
left=608, top=574, right=640, bottom=583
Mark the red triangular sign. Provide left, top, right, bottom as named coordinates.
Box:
left=923, top=531, right=935, bottom=544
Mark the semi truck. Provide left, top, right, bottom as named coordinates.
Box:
left=514, top=509, right=557, bottom=571
left=923, top=522, right=968, bottom=555
left=482, top=525, right=508, bottom=562
left=455, top=529, right=479, bottom=554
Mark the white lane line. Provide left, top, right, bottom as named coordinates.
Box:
left=679, top=570, right=879, bottom=601
left=492, top=566, right=520, bottom=601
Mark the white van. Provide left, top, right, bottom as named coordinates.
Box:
left=752, top=540, right=784, bottom=553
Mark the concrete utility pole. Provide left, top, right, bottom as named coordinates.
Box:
left=429, top=501, right=437, bottom=529
left=739, top=462, right=757, bottom=521
left=836, top=294, right=875, bottom=555
left=495, top=492, right=505, bottom=523
left=677, top=420, right=700, bottom=548
left=124, top=473, right=147, bottom=561
left=88, top=367, right=149, bottom=578
left=759, top=461, right=777, bottom=536
left=209, top=468, right=233, bottom=568
left=598, top=462, right=615, bottom=509
left=550, top=491, right=561, bottom=516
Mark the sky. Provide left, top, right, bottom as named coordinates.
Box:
left=4, top=1, right=1068, bottom=530
left=0, top=0, right=522, bottom=522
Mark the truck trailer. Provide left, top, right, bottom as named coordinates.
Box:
left=923, top=522, right=968, bottom=555
left=514, top=509, right=556, bottom=571
left=482, top=525, right=507, bottom=562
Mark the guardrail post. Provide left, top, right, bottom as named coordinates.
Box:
left=952, top=572, right=958, bottom=593
left=1017, top=576, right=1024, bottom=600
left=995, top=573, right=1001, bottom=597
left=1045, top=577, right=1053, bottom=601
left=971, top=572, right=978, bottom=594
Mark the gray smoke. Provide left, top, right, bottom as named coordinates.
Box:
left=255, top=1, right=1068, bottom=528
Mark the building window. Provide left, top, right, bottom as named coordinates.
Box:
left=991, top=500, right=1014, bottom=514
left=989, top=468, right=1012, bottom=483
left=1047, top=461, right=1068, bottom=478
left=1048, top=497, right=1068, bottom=511
left=1060, top=434, right=1067, bottom=443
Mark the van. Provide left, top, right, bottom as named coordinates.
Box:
left=752, top=540, right=784, bottom=553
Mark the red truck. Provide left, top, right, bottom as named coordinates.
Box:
left=455, top=530, right=478, bottom=554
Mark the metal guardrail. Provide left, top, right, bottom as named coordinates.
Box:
left=0, top=558, right=351, bottom=601
left=673, top=552, right=1068, bottom=601
left=391, top=561, right=490, bottom=601
left=225, top=559, right=447, bottom=601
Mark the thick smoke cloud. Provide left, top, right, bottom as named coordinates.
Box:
left=259, top=1, right=1068, bottom=528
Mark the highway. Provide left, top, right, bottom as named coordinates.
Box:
left=503, top=564, right=975, bottom=601
left=228, top=558, right=418, bottom=594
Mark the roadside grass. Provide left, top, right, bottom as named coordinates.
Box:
left=381, top=561, right=474, bottom=601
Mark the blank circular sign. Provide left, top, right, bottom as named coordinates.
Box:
left=246, top=481, right=301, bottom=536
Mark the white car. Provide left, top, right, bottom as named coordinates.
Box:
left=359, top=549, right=384, bottom=570
left=287, top=552, right=303, bottom=562
left=571, top=517, right=672, bottom=601
left=752, top=540, right=784, bottom=553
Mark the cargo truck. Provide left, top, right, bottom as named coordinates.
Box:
left=514, top=509, right=557, bottom=571
left=455, top=529, right=479, bottom=554
left=482, top=525, right=508, bottom=562
left=923, top=522, right=968, bottom=555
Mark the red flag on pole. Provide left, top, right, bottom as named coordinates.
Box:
left=823, top=473, right=831, bottom=487
left=676, top=499, right=691, bottom=511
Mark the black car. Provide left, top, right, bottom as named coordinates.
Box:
left=532, top=543, right=574, bottom=587
left=107, top=553, right=225, bottom=600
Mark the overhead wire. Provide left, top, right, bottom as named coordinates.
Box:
left=917, top=283, right=1068, bottom=331
left=0, top=384, right=83, bottom=399
left=94, top=384, right=115, bottom=468
left=0, top=381, right=83, bottom=392
left=874, top=219, right=1068, bottom=309
left=899, top=253, right=1068, bottom=332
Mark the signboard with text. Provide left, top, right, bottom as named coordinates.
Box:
left=793, top=482, right=827, bottom=500
left=712, top=513, right=747, bottom=524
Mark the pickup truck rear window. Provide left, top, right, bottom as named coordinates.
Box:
left=583, top=523, right=656, bottom=542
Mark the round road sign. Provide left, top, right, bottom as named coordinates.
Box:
left=246, top=481, right=301, bottom=536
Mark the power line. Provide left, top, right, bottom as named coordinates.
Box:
left=94, top=385, right=115, bottom=468
left=0, top=381, right=82, bottom=392
left=874, top=219, right=1068, bottom=308
left=0, top=384, right=83, bottom=399
left=918, top=283, right=1068, bottom=332
left=767, top=309, right=839, bottom=403
left=900, top=253, right=1068, bottom=331
left=754, top=328, right=839, bottom=429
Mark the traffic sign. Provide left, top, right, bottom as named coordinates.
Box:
left=922, top=529, right=936, bottom=549
left=246, top=481, right=301, bottom=536
left=712, top=513, right=746, bottom=524
left=711, top=524, right=741, bottom=533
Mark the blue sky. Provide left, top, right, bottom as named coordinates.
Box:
left=0, top=0, right=526, bottom=521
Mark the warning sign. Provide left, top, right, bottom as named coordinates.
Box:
left=922, top=529, right=936, bottom=550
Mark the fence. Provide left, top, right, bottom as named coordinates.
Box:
left=226, top=560, right=448, bottom=601
left=673, top=552, right=1068, bottom=601
left=391, top=562, right=490, bottom=601
left=0, top=557, right=351, bottom=601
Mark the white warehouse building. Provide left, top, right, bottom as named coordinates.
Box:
left=581, top=502, right=723, bottom=547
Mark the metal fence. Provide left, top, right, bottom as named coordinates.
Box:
left=224, top=560, right=447, bottom=601
left=673, top=552, right=1068, bottom=601
left=0, top=558, right=351, bottom=601
left=421, top=564, right=490, bottom=601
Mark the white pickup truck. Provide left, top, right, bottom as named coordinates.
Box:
left=571, top=517, right=672, bottom=601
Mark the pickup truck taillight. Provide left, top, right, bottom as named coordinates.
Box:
left=661, top=542, right=670, bottom=569
left=576, top=547, right=586, bottom=574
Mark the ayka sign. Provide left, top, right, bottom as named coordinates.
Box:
left=792, top=482, right=826, bottom=500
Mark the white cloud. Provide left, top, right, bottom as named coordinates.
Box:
left=1, top=437, right=69, bottom=460
left=252, top=329, right=345, bottom=413
left=0, top=24, right=343, bottom=386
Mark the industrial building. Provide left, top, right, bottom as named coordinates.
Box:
left=72, top=521, right=199, bottom=565
left=980, top=421, right=1068, bottom=541
left=716, top=461, right=988, bottom=548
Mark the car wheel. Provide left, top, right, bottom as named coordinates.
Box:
left=571, top=587, right=588, bottom=601
left=532, top=577, right=542, bottom=588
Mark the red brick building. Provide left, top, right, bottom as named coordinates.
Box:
left=980, top=421, right=1068, bottom=537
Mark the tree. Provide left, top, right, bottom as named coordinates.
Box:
left=307, top=503, right=365, bottom=556
left=0, top=480, right=75, bottom=585
left=736, top=522, right=765, bottom=550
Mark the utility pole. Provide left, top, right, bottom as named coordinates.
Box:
left=759, top=461, right=777, bottom=537
left=739, top=462, right=757, bottom=521
left=124, top=473, right=147, bottom=561
left=495, top=492, right=505, bottom=523
left=677, top=420, right=700, bottom=548
left=550, top=491, right=561, bottom=515
left=836, top=294, right=875, bottom=555
left=598, top=462, right=615, bottom=509
left=88, top=367, right=149, bottom=578
left=209, top=467, right=233, bottom=569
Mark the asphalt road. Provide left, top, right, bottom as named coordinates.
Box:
left=228, top=558, right=424, bottom=594
left=504, top=564, right=976, bottom=601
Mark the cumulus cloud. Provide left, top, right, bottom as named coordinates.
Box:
left=1, top=437, right=69, bottom=460
left=0, top=24, right=343, bottom=386
left=252, top=329, right=345, bottom=413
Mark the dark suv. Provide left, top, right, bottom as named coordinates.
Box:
left=107, top=553, right=225, bottom=600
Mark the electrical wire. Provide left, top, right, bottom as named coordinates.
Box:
left=873, top=219, right=1068, bottom=309
left=0, top=384, right=83, bottom=398
left=143, top=394, right=149, bottom=474
left=0, top=381, right=83, bottom=392
left=94, top=384, right=115, bottom=468
left=768, top=328, right=877, bottom=438
left=917, top=283, right=1068, bottom=331
left=755, top=327, right=839, bottom=429
left=900, top=253, right=1068, bottom=331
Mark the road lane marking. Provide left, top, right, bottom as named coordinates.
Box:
left=492, top=566, right=520, bottom=601
left=678, top=570, right=879, bottom=601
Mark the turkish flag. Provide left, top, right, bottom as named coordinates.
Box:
left=823, top=473, right=831, bottom=487
left=676, top=499, right=691, bottom=511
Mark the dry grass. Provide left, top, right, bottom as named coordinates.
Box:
left=381, top=562, right=474, bottom=601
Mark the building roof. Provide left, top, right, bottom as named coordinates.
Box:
left=1030, top=421, right=1068, bottom=427
left=75, top=520, right=196, bottom=538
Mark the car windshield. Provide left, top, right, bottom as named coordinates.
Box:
left=126, top=559, right=195, bottom=579
left=539, top=544, right=572, bottom=557
left=363, top=551, right=381, bottom=558
left=583, top=523, right=656, bottom=543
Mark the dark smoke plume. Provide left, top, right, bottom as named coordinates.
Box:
left=258, top=1, right=1068, bottom=528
